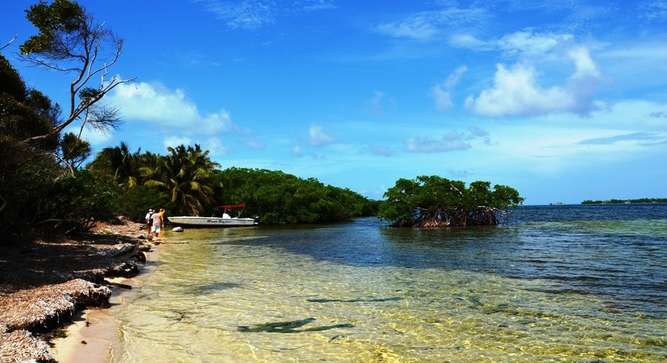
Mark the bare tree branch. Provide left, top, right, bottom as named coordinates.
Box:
left=19, top=7, right=133, bottom=145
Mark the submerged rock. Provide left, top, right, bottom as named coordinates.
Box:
left=107, top=262, right=139, bottom=278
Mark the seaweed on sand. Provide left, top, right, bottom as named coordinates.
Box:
left=237, top=318, right=353, bottom=333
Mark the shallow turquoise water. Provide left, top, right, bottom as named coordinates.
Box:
left=113, top=206, right=667, bottom=362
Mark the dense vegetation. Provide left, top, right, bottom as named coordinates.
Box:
left=88, top=143, right=219, bottom=219
left=378, top=176, right=523, bottom=228
left=582, top=198, right=667, bottom=205
left=214, top=168, right=378, bottom=224
left=1, top=0, right=124, bottom=242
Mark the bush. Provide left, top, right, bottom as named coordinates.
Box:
left=378, top=176, right=523, bottom=228
left=34, top=170, right=120, bottom=231
left=115, top=186, right=173, bottom=222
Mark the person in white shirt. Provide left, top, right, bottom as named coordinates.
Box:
left=145, top=209, right=154, bottom=237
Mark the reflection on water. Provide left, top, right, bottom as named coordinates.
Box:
left=113, top=206, right=667, bottom=362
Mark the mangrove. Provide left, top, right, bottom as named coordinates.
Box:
left=378, top=175, right=523, bottom=228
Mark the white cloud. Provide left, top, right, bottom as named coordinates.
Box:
left=193, top=0, right=276, bottom=29
left=431, top=65, right=467, bottom=111
left=465, top=47, right=601, bottom=117
left=163, top=136, right=193, bottom=149
left=448, top=33, right=492, bottom=50
left=298, top=0, right=336, bottom=11
left=205, top=137, right=227, bottom=157
left=309, top=124, right=335, bottom=146
left=498, top=30, right=573, bottom=56
left=405, top=128, right=489, bottom=153
left=106, top=82, right=233, bottom=133
left=449, top=30, right=573, bottom=56
left=79, top=126, right=112, bottom=145
left=193, top=0, right=336, bottom=29
left=375, top=6, right=488, bottom=41
left=569, top=47, right=600, bottom=78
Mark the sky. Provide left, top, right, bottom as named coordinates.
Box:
left=2, top=0, right=667, bottom=204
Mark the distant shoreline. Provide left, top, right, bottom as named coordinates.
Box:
left=581, top=198, right=667, bottom=205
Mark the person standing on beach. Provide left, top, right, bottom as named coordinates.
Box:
left=145, top=209, right=154, bottom=238
left=151, top=209, right=164, bottom=239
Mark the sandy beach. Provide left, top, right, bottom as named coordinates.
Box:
left=0, top=220, right=159, bottom=362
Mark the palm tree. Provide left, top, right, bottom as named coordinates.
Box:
left=143, top=144, right=219, bottom=215
left=88, top=142, right=140, bottom=188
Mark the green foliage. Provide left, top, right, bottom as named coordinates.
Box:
left=214, top=168, right=376, bottom=224
left=0, top=54, right=26, bottom=100
left=20, top=0, right=86, bottom=57
left=88, top=143, right=219, bottom=216
left=0, top=137, right=61, bottom=241
left=143, top=145, right=219, bottom=215
left=36, top=170, right=119, bottom=229
left=88, top=142, right=140, bottom=188
left=60, top=132, right=90, bottom=168
left=0, top=55, right=59, bottom=151
left=114, top=186, right=173, bottom=221
left=378, top=175, right=523, bottom=227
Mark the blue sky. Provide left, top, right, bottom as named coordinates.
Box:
left=2, top=0, right=667, bottom=204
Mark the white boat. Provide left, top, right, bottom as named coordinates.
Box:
left=168, top=216, right=258, bottom=227
left=168, top=203, right=259, bottom=228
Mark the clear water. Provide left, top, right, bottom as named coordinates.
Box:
left=113, top=205, right=667, bottom=362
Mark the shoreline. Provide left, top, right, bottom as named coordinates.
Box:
left=50, top=269, right=157, bottom=362
left=0, top=220, right=161, bottom=362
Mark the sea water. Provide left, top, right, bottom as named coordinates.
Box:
left=112, top=205, right=667, bottom=362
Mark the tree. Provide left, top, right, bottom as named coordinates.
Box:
left=19, top=0, right=130, bottom=144
left=214, top=168, right=377, bottom=224
left=60, top=132, right=90, bottom=169
left=88, top=142, right=140, bottom=188
left=378, top=176, right=523, bottom=228
left=143, top=145, right=219, bottom=215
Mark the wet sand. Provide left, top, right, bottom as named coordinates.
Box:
left=50, top=243, right=161, bottom=362
left=0, top=221, right=157, bottom=362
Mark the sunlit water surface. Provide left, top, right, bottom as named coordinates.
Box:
left=113, top=205, right=667, bottom=362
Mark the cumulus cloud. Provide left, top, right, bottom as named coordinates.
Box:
left=375, top=6, right=488, bottom=40
left=106, top=82, right=233, bottom=133
left=164, top=136, right=193, bottom=149
left=465, top=47, right=601, bottom=117
left=431, top=65, right=467, bottom=111
left=162, top=136, right=227, bottom=157
left=309, top=124, right=335, bottom=146
left=405, top=128, right=489, bottom=153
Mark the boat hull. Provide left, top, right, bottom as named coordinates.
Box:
left=168, top=216, right=258, bottom=227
